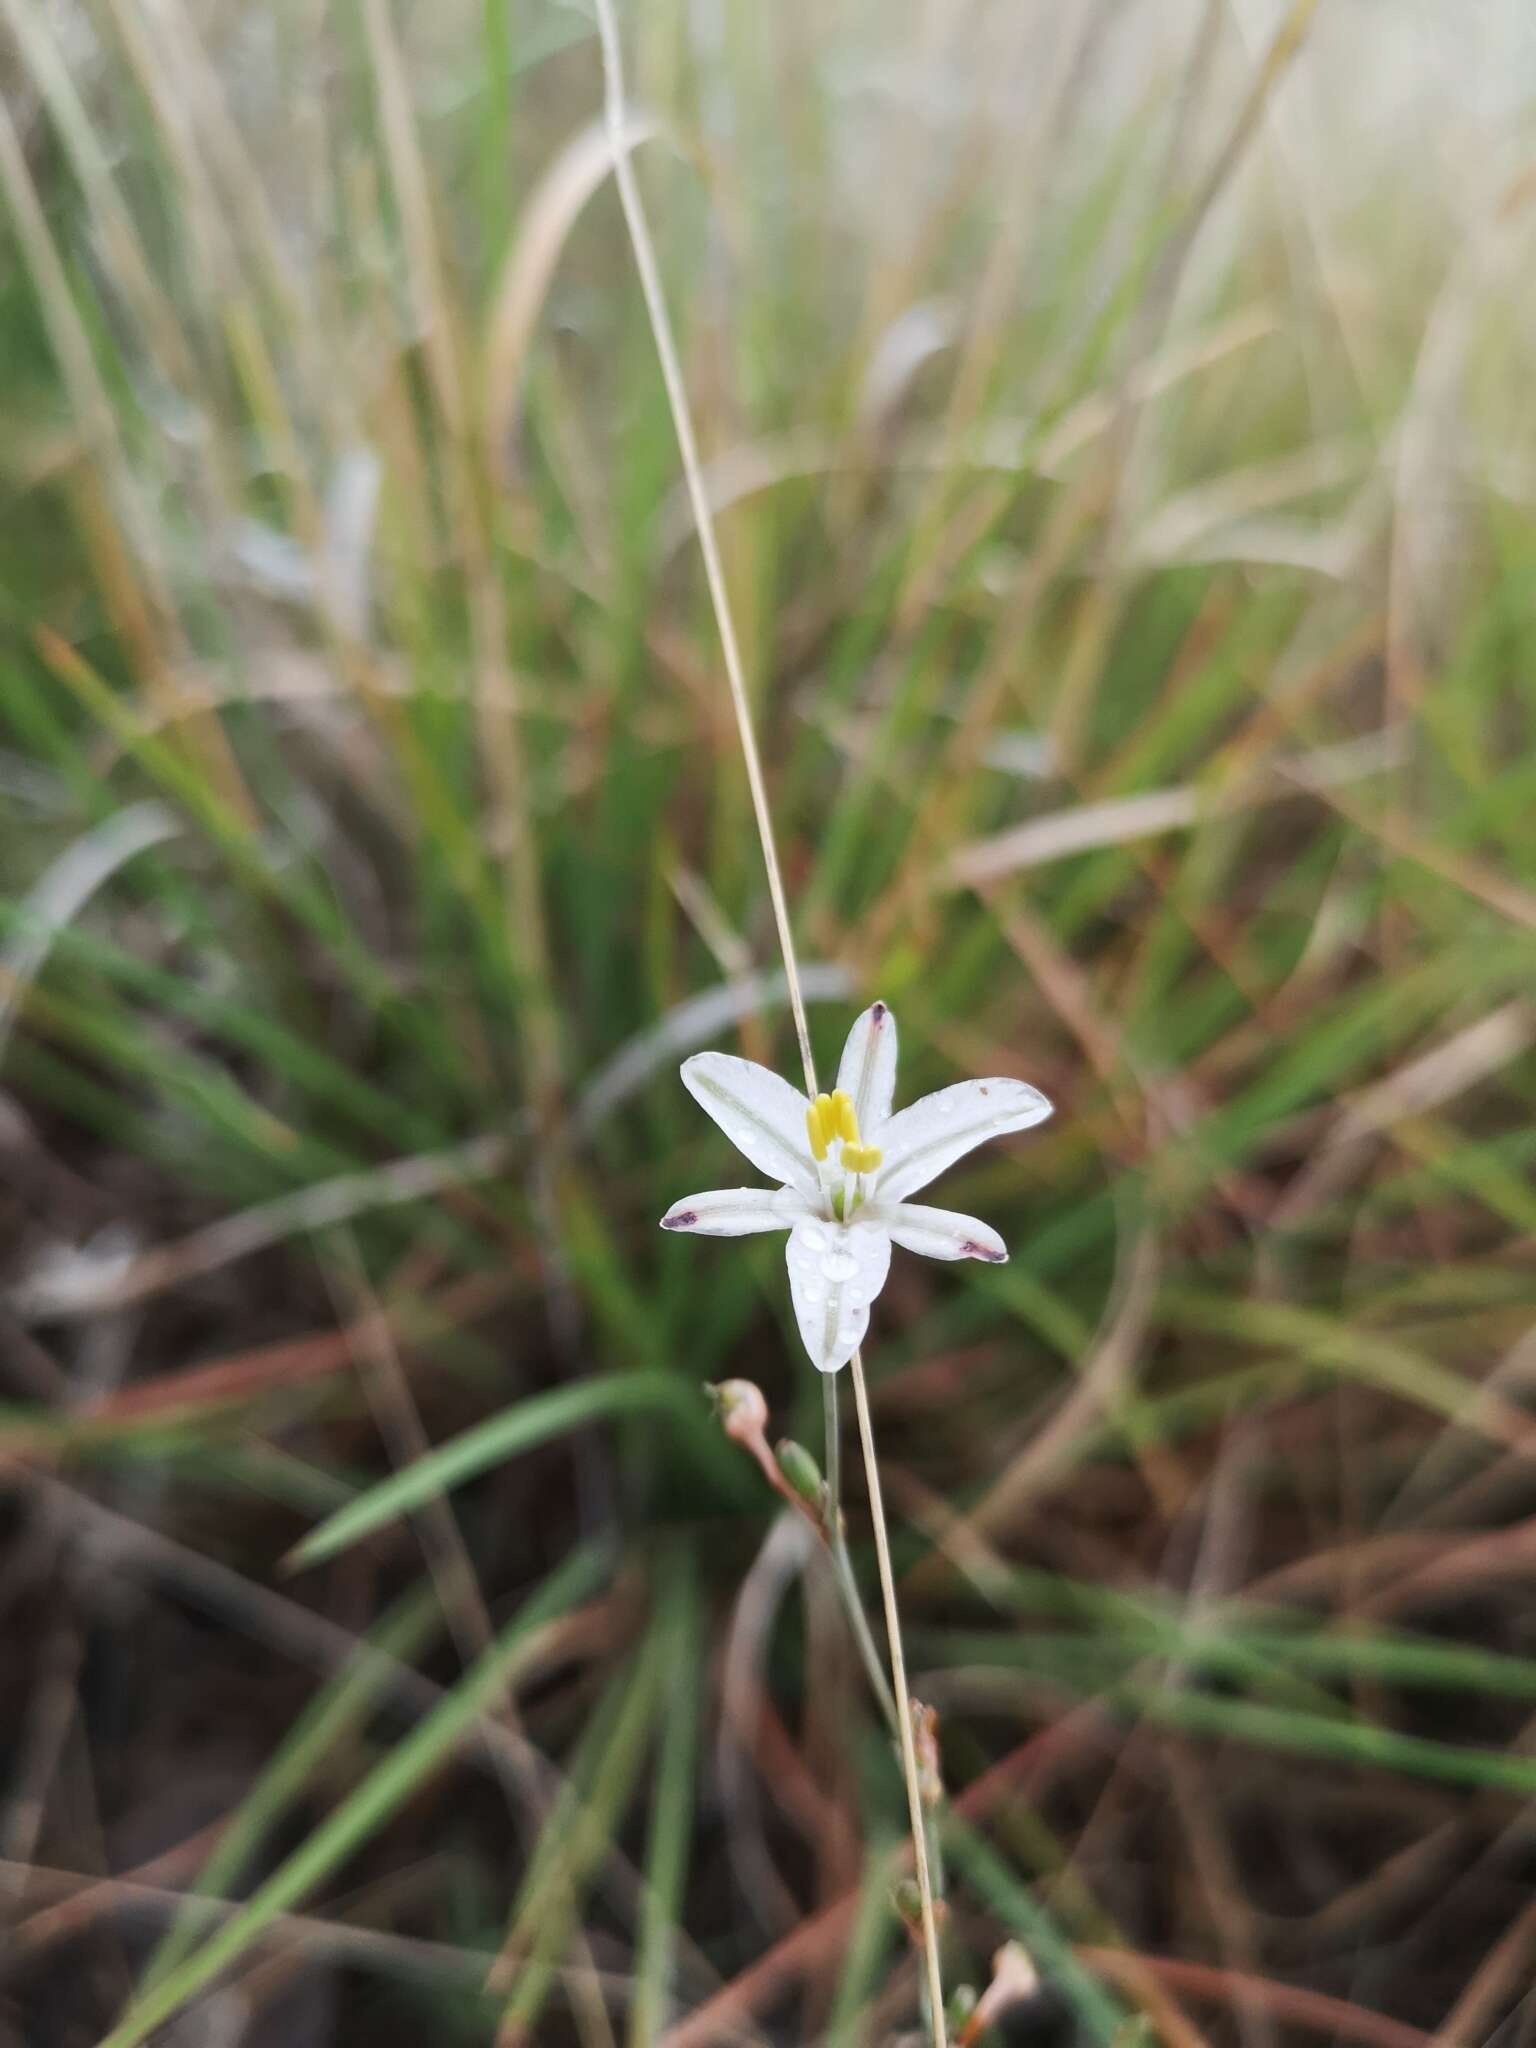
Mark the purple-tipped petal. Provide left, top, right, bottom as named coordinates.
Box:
left=659, top=1186, right=807, bottom=1236
left=834, top=1000, right=899, bottom=1136
left=877, top=1200, right=1008, bottom=1263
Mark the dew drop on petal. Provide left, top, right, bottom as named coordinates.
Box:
left=820, top=1251, right=858, bottom=1282
left=799, top=1223, right=827, bottom=1248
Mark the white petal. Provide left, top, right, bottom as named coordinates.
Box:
left=680, top=1052, right=819, bottom=1198
left=659, top=1187, right=807, bottom=1237
left=784, top=1218, right=892, bottom=1375
left=875, top=1200, right=1008, bottom=1263
left=835, top=1000, right=899, bottom=1136
left=875, top=1076, right=1052, bottom=1202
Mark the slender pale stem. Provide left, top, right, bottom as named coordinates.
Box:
left=826, top=1533, right=899, bottom=1737
left=821, top=1372, right=841, bottom=1521
left=821, top=1373, right=901, bottom=1725
left=591, top=4, right=944, bottom=2032
left=849, top=1348, right=946, bottom=2048
left=591, top=0, right=816, bottom=1102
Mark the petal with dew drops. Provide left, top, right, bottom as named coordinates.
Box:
left=659, top=1186, right=808, bottom=1237
left=835, top=1000, right=899, bottom=1137
left=877, top=1199, right=1007, bottom=1263
left=680, top=1053, right=820, bottom=1198
left=784, top=1218, right=892, bottom=1375
left=875, top=1076, right=1052, bottom=1203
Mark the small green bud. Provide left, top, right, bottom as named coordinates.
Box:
left=890, top=1877, right=923, bottom=1927
left=775, top=1438, right=823, bottom=1504
left=946, top=1984, right=979, bottom=2026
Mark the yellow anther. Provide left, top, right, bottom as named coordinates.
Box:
left=806, top=1093, right=835, bottom=1161
left=841, top=1143, right=883, bottom=1174
left=831, top=1089, right=860, bottom=1144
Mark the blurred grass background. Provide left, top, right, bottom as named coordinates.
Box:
left=3, top=0, right=1536, bottom=2041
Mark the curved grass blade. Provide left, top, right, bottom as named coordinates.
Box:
left=136, top=1582, right=442, bottom=1992
left=945, top=1818, right=1128, bottom=2046
left=287, top=1372, right=688, bottom=1569
left=98, top=1544, right=606, bottom=2048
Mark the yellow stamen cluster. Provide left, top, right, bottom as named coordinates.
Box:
left=805, top=1089, right=882, bottom=1174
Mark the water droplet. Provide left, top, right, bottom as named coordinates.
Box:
left=821, top=1251, right=858, bottom=1282
left=802, top=1282, right=825, bottom=1305
left=799, top=1223, right=827, bottom=1249
left=938, top=1094, right=958, bottom=1117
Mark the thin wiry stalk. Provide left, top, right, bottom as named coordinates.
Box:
left=849, top=1349, right=946, bottom=2048
left=591, top=4, right=945, bottom=2036
left=823, top=1369, right=844, bottom=1579
left=591, top=0, right=816, bottom=1104
left=819, top=1376, right=899, bottom=1731
left=829, top=1538, right=900, bottom=1738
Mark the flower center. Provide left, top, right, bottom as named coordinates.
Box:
left=805, top=1089, right=882, bottom=1218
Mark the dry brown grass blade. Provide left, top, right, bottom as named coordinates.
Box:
left=328, top=1244, right=620, bottom=2048
left=1265, top=1001, right=1536, bottom=1250
left=1429, top=1894, right=1536, bottom=2048
left=1078, top=1949, right=1432, bottom=2048
left=1049, top=0, right=1326, bottom=772
left=362, top=0, right=563, bottom=1116
left=482, top=112, right=662, bottom=479
left=0, top=1273, right=519, bottom=1451
left=947, top=731, right=1408, bottom=888
left=932, top=1222, right=1161, bottom=1552
left=0, top=97, right=254, bottom=823
left=1, top=1853, right=645, bottom=2007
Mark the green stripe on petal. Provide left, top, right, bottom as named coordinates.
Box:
left=876, top=1077, right=1052, bottom=1202
left=835, top=1000, right=898, bottom=1137
left=784, top=1218, right=891, bottom=1373
left=680, top=1053, right=820, bottom=1198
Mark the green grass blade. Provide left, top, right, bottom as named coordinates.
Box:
left=627, top=1545, right=700, bottom=2048
left=944, top=1818, right=1129, bottom=2046
left=136, top=1581, right=442, bottom=1991
left=288, top=1372, right=689, bottom=1568
left=98, top=1543, right=606, bottom=2048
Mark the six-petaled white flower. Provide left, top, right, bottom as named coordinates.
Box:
left=660, top=1002, right=1053, bottom=1373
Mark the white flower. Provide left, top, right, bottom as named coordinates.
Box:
left=660, top=1001, right=1053, bottom=1374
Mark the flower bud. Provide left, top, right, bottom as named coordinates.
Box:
left=775, top=1438, right=824, bottom=1506
left=966, top=1941, right=1039, bottom=2039
left=890, top=1877, right=924, bottom=1929
left=911, top=1699, right=944, bottom=1810
left=946, top=1984, right=979, bottom=2033
left=705, top=1379, right=769, bottom=1444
